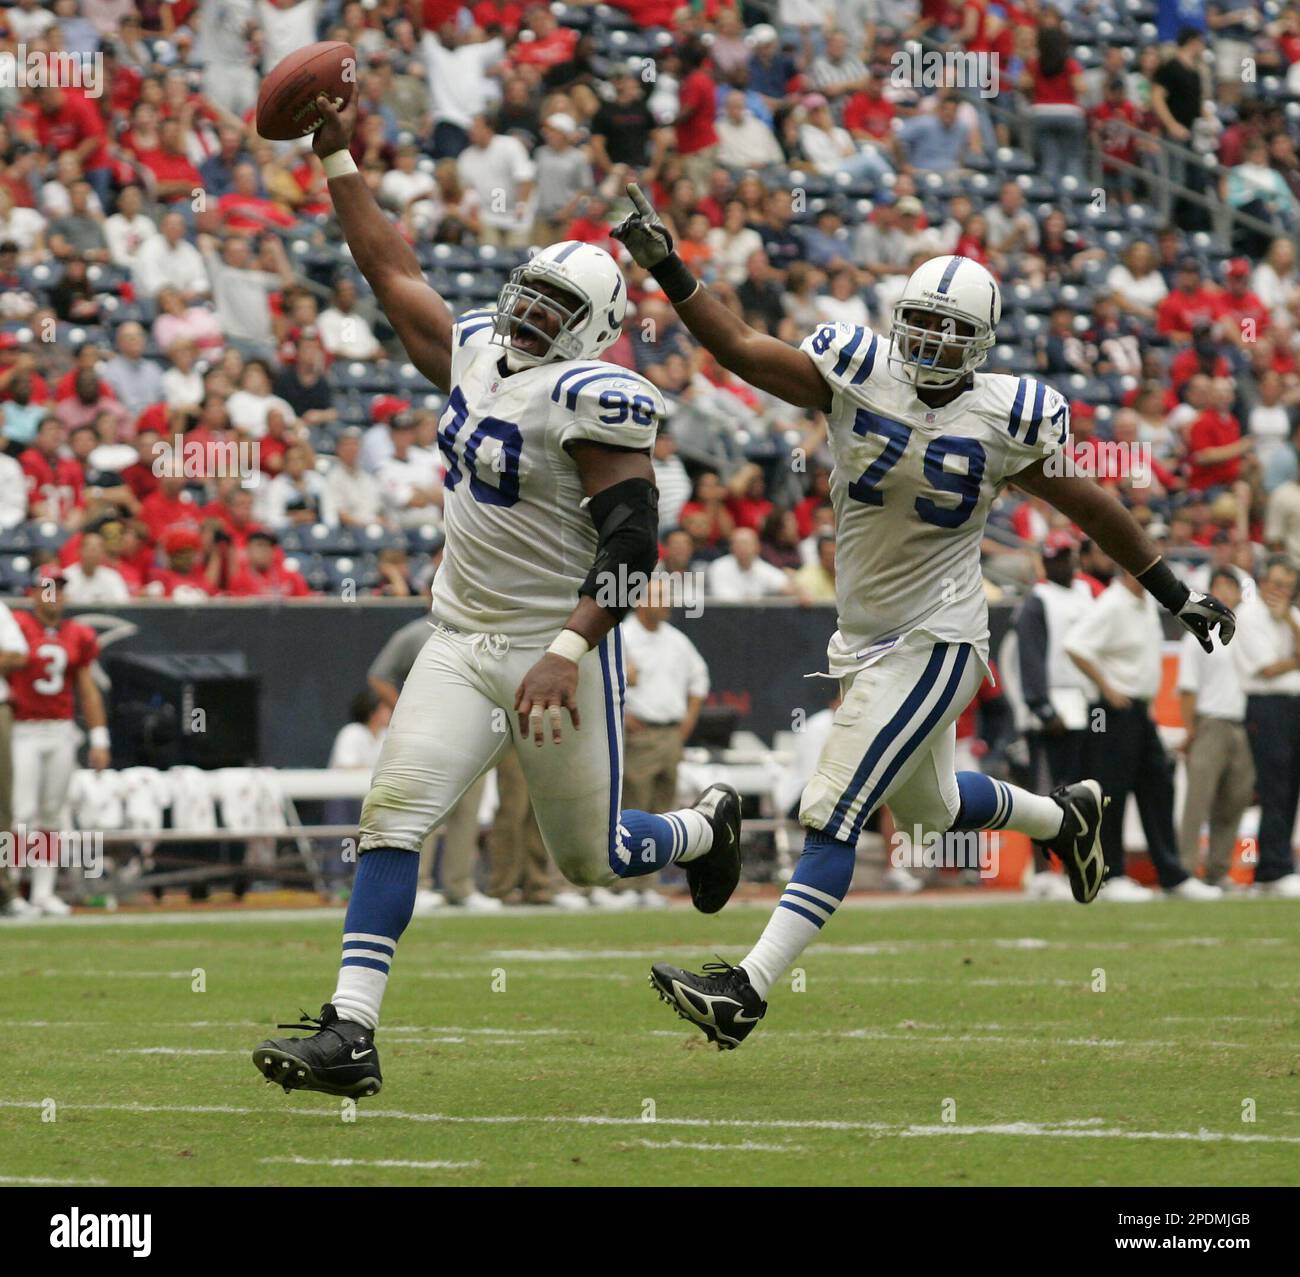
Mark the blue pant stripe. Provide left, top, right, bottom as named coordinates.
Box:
left=824, top=643, right=951, bottom=839
left=599, top=635, right=622, bottom=869
left=778, top=899, right=827, bottom=928
left=847, top=645, right=973, bottom=844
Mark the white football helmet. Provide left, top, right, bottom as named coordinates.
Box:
left=888, top=254, right=1001, bottom=389
left=492, top=240, right=627, bottom=370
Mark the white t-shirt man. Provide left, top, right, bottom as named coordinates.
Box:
left=63, top=563, right=132, bottom=605
left=620, top=613, right=710, bottom=725
left=706, top=551, right=791, bottom=601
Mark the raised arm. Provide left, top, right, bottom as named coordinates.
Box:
left=613, top=184, right=831, bottom=412
left=312, top=95, right=455, bottom=392
left=1012, top=461, right=1236, bottom=652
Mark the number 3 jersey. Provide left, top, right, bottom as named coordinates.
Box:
left=10, top=612, right=99, bottom=721
left=801, top=321, right=1069, bottom=674
left=432, top=313, right=665, bottom=643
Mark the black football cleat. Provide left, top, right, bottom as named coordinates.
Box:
left=650, top=960, right=767, bottom=1050
left=252, top=1003, right=382, bottom=1098
left=1039, top=779, right=1109, bottom=904
left=685, top=783, right=742, bottom=914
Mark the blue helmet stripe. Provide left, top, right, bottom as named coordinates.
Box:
left=936, top=255, right=965, bottom=295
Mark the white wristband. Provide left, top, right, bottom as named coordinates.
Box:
left=322, top=149, right=358, bottom=180
left=547, top=629, right=590, bottom=664
left=89, top=726, right=110, bottom=751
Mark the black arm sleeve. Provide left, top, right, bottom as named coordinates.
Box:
left=1014, top=595, right=1053, bottom=718
left=578, top=477, right=660, bottom=619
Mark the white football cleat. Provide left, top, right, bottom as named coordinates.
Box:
left=637, top=888, right=669, bottom=909
left=1255, top=873, right=1300, bottom=899
left=1097, top=876, right=1155, bottom=902
left=588, top=886, right=639, bottom=911
left=411, top=888, right=446, bottom=917
left=883, top=865, right=923, bottom=894
left=550, top=890, right=590, bottom=911
left=30, top=894, right=71, bottom=917
left=1, top=895, right=40, bottom=919
left=1025, top=870, right=1075, bottom=902
left=1168, top=877, right=1224, bottom=901
left=447, top=890, right=503, bottom=912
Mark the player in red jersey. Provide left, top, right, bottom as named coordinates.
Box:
left=10, top=569, right=110, bottom=915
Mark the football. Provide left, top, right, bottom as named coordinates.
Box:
left=255, top=40, right=357, bottom=141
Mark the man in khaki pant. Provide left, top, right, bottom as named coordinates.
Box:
left=487, top=749, right=573, bottom=907
left=617, top=581, right=710, bottom=905
left=1176, top=570, right=1254, bottom=885
left=0, top=599, right=30, bottom=916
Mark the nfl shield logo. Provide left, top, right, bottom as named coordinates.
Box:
left=925, top=412, right=936, bottom=423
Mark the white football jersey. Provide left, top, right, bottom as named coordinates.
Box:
left=432, top=312, right=664, bottom=643
left=801, top=321, right=1068, bottom=673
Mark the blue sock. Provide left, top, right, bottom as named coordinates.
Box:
left=331, top=849, right=419, bottom=1031
left=739, top=829, right=856, bottom=998
left=610, top=807, right=712, bottom=879
left=952, top=772, right=1063, bottom=840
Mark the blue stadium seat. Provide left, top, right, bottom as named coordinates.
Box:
left=354, top=523, right=406, bottom=554
left=404, top=523, right=445, bottom=554
left=325, top=554, right=381, bottom=593
left=280, top=524, right=359, bottom=556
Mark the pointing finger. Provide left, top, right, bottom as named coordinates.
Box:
left=627, top=183, right=654, bottom=219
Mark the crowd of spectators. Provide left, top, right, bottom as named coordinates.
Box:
left=0, top=1, right=1297, bottom=607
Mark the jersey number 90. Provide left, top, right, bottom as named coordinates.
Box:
left=438, top=386, right=523, bottom=508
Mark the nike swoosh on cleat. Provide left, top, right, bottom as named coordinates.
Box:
left=350, top=1048, right=373, bottom=1059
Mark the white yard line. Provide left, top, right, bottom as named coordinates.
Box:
left=22, top=891, right=1268, bottom=929
left=12, top=1022, right=1285, bottom=1052
left=108, top=1048, right=238, bottom=1056
left=633, top=1139, right=806, bottom=1153
left=0, top=1173, right=109, bottom=1185
left=3, top=1100, right=1298, bottom=1145
left=261, top=1155, right=479, bottom=1171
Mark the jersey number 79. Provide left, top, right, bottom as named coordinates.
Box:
left=847, top=408, right=986, bottom=529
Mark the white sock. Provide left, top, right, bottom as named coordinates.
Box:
left=740, top=882, right=842, bottom=999
left=332, top=933, right=397, bottom=1032
left=669, top=809, right=713, bottom=864
left=30, top=863, right=57, bottom=903
left=999, top=782, right=1065, bottom=840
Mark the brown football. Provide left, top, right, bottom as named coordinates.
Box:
left=256, top=41, right=357, bottom=141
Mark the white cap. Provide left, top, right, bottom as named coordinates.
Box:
left=747, top=23, right=778, bottom=46
left=546, top=112, right=577, bottom=135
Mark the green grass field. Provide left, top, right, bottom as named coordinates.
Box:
left=2, top=897, right=1298, bottom=1187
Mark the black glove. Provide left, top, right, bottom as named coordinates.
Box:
left=611, top=183, right=675, bottom=269
left=1176, top=589, right=1237, bottom=654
